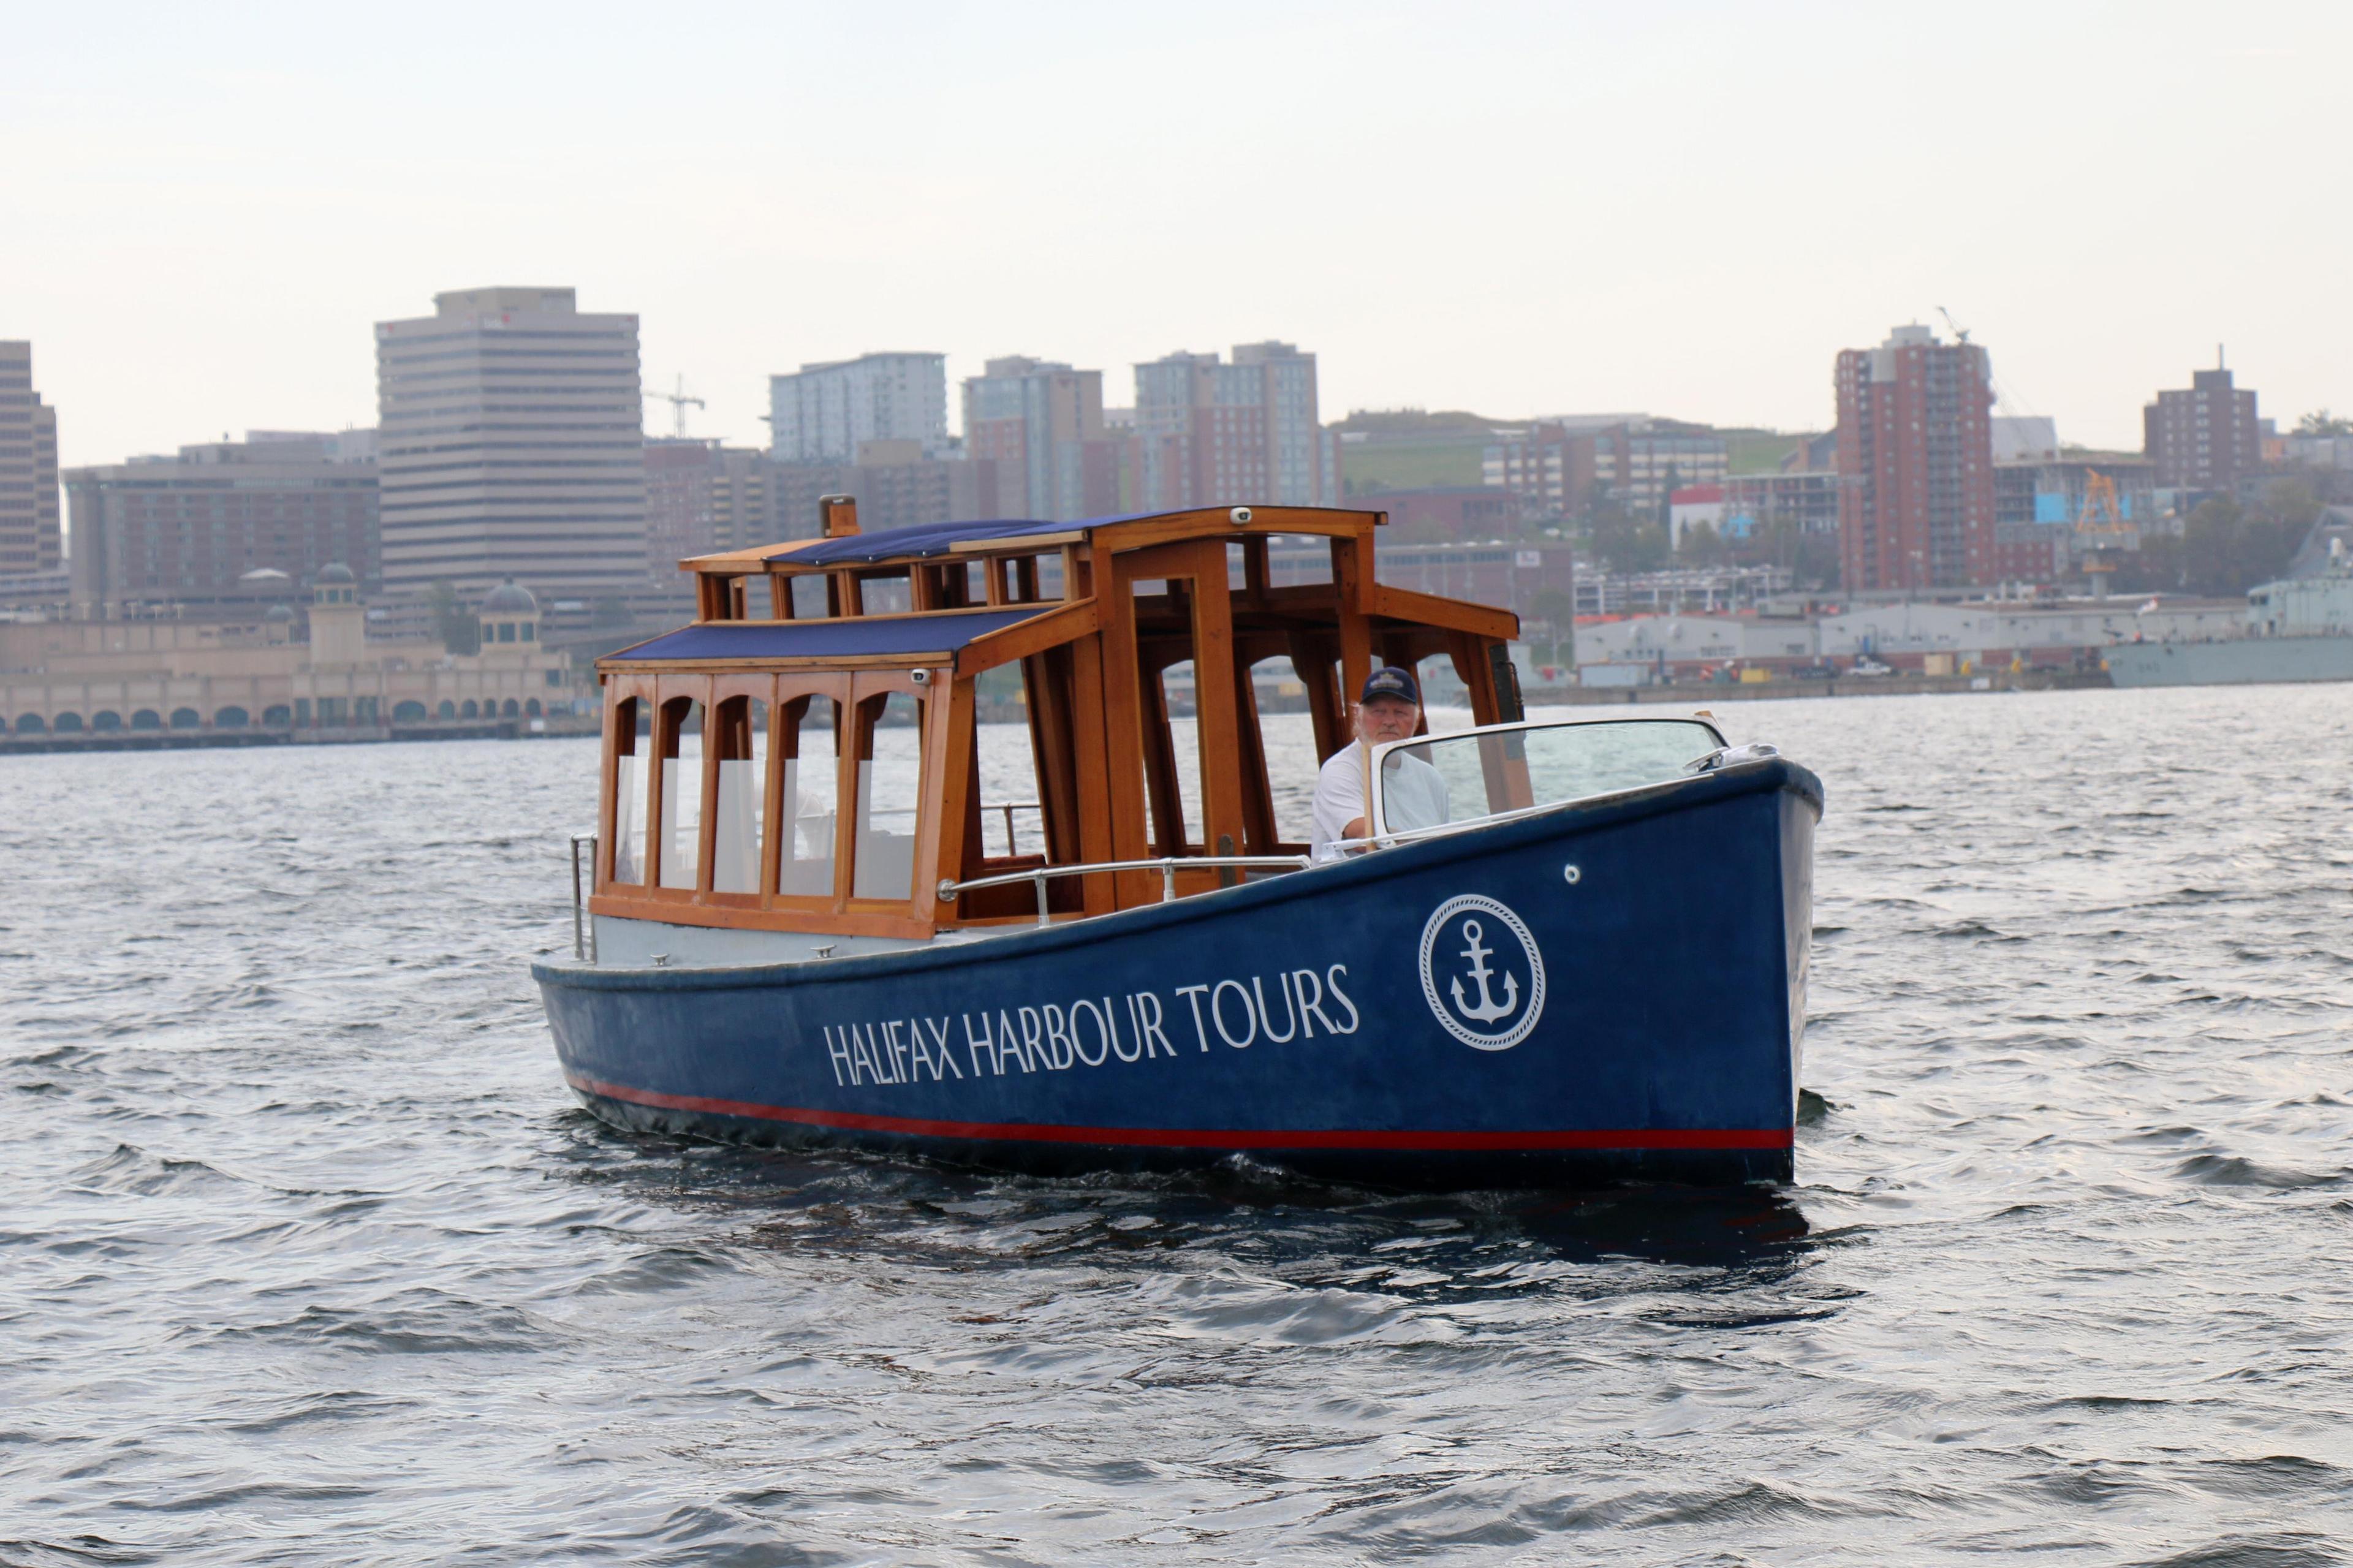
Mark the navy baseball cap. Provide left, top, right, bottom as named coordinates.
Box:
left=1359, top=666, right=1420, bottom=706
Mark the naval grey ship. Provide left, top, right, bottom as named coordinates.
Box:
left=2108, top=543, right=2353, bottom=688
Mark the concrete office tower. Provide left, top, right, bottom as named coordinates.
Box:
left=1836, top=324, right=1996, bottom=593
left=1130, top=342, right=1337, bottom=511
left=2145, top=359, right=2262, bottom=488
left=768, top=353, right=948, bottom=463
left=375, top=288, right=645, bottom=610
left=66, top=431, right=379, bottom=615
left=961, top=357, right=1124, bottom=521
left=0, top=342, right=61, bottom=578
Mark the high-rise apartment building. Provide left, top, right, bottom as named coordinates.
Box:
left=961, top=357, right=1124, bottom=521
left=0, top=342, right=61, bottom=578
left=643, top=440, right=778, bottom=578
left=1835, top=324, right=1996, bottom=592
left=1130, top=342, right=1336, bottom=511
left=2144, top=362, right=2262, bottom=488
left=375, top=287, right=645, bottom=607
left=65, top=431, right=379, bottom=613
left=768, top=353, right=948, bottom=463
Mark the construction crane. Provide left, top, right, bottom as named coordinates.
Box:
left=1937, top=305, right=2049, bottom=433
left=645, top=374, right=707, bottom=439
left=2072, top=471, right=2136, bottom=599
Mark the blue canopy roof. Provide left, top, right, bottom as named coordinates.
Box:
left=607, top=606, right=1045, bottom=664
left=771, top=513, right=1162, bottom=567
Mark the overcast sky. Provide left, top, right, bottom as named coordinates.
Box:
left=8, top=0, right=2347, bottom=467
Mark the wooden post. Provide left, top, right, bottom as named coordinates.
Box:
left=1067, top=632, right=1116, bottom=915
left=1232, top=652, right=1277, bottom=853
left=1180, top=538, right=1246, bottom=865
left=1026, top=647, right=1081, bottom=865
left=1138, top=653, right=1184, bottom=857
left=760, top=678, right=785, bottom=902
left=936, top=676, right=982, bottom=920
left=696, top=684, right=723, bottom=895
left=1332, top=533, right=1374, bottom=722
left=1450, top=632, right=1501, bottom=726
left=1289, top=632, right=1343, bottom=763
left=1097, top=562, right=1154, bottom=907
left=1241, top=536, right=1270, bottom=604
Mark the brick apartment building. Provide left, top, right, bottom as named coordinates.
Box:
left=1835, top=324, right=1996, bottom=591
left=2144, top=362, right=2262, bottom=487
left=1483, top=419, right=1727, bottom=519
left=66, top=431, right=379, bottom=614
left=1360, top=486, right=1522, bottom=542
left=643, top=439, right=776, bottom=574
left=1130, top=342, right=1337, bottom=511
left=961, top=357, right=1124, bottom=521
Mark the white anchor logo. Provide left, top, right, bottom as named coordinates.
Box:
left=1419, top=895, right=1547, bottom=1051
left=1449, top=920, right=1520, bottom=1024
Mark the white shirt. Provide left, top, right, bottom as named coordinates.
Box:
left=1310, top=742, right=1452, bottom=856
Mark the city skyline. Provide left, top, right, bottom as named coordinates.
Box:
left=9, top=2, right=2350, bottom=472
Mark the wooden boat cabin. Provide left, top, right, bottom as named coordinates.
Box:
left=589, top=501, right=1522, bottom=949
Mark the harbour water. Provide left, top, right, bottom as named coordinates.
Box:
left=3, top=686, right=2349, bottom=1564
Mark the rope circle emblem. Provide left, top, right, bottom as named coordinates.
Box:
left=1418, top=895, right=1547, bottom=1051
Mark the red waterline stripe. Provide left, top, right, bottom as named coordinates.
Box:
left=565, top=1074, right=1793, bottom=1153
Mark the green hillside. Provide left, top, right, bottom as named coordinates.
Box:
left=1341, top=443, right=1486, bottom=493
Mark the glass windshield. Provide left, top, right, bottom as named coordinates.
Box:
left=1381, top=720, right=1720, bottom=831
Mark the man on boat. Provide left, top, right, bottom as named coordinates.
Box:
left=1310, top=666, right=1450, bottom=857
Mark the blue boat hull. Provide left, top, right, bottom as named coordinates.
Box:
left=534, top=759, right=1822, bottom=1190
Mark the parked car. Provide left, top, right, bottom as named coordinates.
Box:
left=1849, top=657, right=1895, bottom=677
left=1790, top=663, right=1839, bottom=680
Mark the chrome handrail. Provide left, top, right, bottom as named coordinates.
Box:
left=937, top=853, right=1313, bottom=926
left=569, top=833, right=598, bottom=961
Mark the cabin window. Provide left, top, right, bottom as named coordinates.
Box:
left=1154, top=657, right=1206, bottom=852
left=789, top=575, right=828, bottom=618
left=656, top=695, right=704, bottom=890
left=778, top=695, right=840, bottom=899
left=711, top=694, right=768, bottom=895
left=980, top=680, right=1047, bottom=858
left=611, top=697, right=648, bottom=884
left=852, top=691, right=925, bottom=901
left=858, top=575, right=912, bottom=616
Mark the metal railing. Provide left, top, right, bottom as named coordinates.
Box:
left=937, top=853, right=1314, bottom=926
left=988, top=801, right=1044, bottom=856
left=569, top=833, right=598, bottom=961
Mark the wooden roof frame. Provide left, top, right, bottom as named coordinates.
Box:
left=589, top=505, right=1524, bottom=937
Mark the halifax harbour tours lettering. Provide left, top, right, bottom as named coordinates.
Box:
left=819, top=966, right=1362, bottom=1088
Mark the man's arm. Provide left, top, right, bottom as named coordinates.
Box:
left=1309, top=749, right=1368, bottom=845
